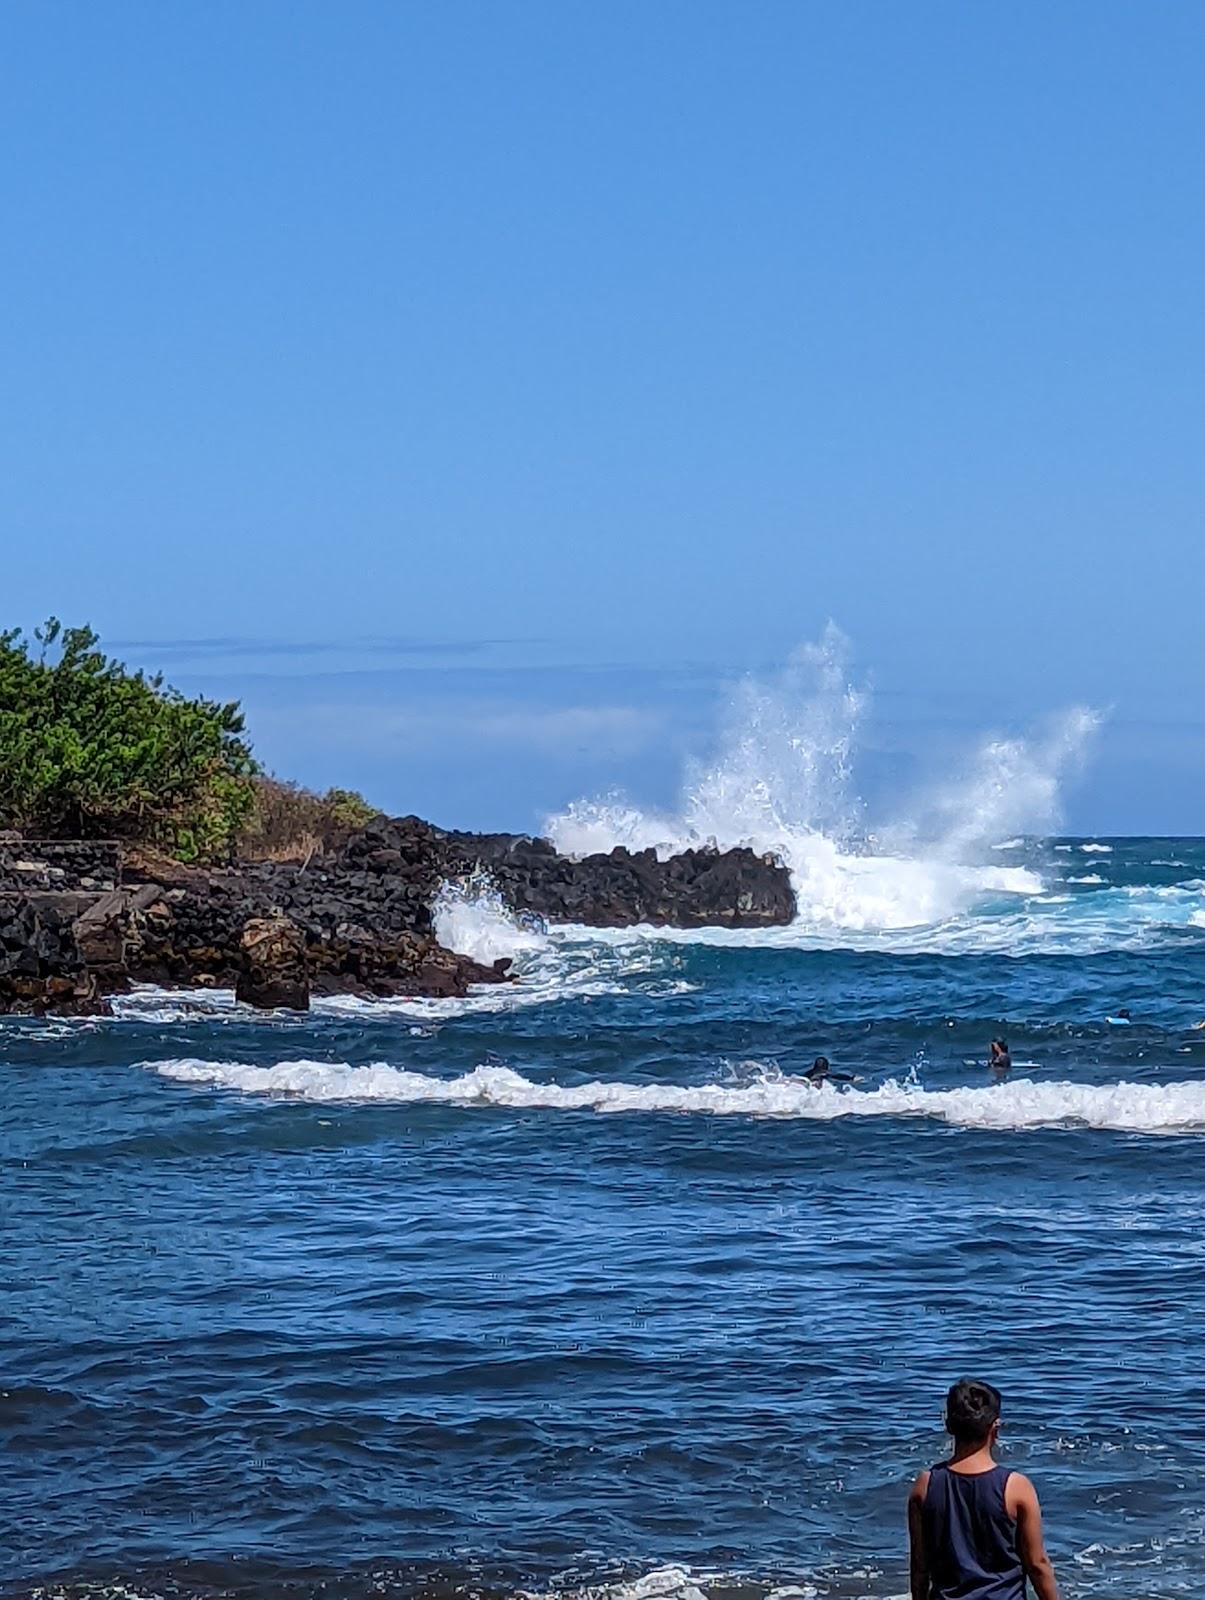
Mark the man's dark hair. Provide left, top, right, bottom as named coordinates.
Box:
left=945, top=1378, right=1002, bottom=1443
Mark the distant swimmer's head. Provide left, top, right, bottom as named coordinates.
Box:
left=989, top=1038, right=1010, bottom=1064
left=945, top=1377, right=1003, bottom=1447
left=808, top=1056, right=831, bottom=1080
left=1118, top=1008, right=1132, bottom=1021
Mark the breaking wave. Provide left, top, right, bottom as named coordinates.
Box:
left=149, top=1058, right=1205, bottom=1135
left=432, top=872, right=548, bottom=966
left=547, top=626, right=1097, bottom=933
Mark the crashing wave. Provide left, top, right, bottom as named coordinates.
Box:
left=546, top=627, right=1097, bottom=932
left=432, top=872, right=547, bottom=966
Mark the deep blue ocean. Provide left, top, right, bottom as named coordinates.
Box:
left=6, top=836, right=1205, bottom=1600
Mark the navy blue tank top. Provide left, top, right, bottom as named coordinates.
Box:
left=921, top=1462, right=1025, bottom=1600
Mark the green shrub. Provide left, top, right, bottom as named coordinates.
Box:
left=0, top=619, right=259, bottom=859
left=320, top=787, right=377, bottom=831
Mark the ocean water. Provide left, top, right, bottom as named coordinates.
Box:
left=7, top=833, right=1205, bottom=1600
left=6, top=640, right=1204, bottom=1600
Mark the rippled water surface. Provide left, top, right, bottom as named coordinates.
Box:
left=6, top=837, right=1205, bottom=1599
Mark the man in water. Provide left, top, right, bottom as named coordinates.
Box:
left=907, top=1378, right=1059, bottom=1600
left=804, top=1056, right=854, bottom=1085
left=989, top=1039, right=1011, bottom=1072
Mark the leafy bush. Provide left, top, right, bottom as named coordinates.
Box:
left=0, top=619, right=259, bottom=859
left=321, top=787, right=378, bottom=831
left=238, top=776, right=379, bottom=862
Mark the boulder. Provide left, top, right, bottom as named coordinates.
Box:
left=235, top=914, right=310, bottom=1012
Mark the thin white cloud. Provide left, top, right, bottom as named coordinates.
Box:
left=253, top=700, right=663, bottom=757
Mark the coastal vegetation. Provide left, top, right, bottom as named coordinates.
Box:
left=0, top=620, right=373, bottom=862
left=239, top=777, right=378, bottom=862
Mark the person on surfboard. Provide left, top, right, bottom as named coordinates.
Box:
left=908, top=1378, right=1059, bottom=1600
left=804, top=1056, right=854, bottom=1085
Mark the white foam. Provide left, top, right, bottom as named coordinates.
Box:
left=106, top=943, right=631, bottom=1025
left=546, top=891, right=1191, bottom=955
left=432, top=873, right=548, bottom=966
left=546, top=627, right=1098, bottom=934
left=521, top=1569, right=820, bottom=1600
left=1069, top=874, right=1105, bottom=885
left=111, top=986, right=245, bottom=1024
left=149, top=1059, right=1205, bottom=1134
left=1081, top=842, right=1114, bottom=854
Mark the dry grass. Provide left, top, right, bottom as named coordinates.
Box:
left=237, top=779, right=378, bottom=863
left=250, top=830, right=324, bottom=866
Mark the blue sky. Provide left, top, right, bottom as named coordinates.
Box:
left=4, top=2, right=1204, bottom=833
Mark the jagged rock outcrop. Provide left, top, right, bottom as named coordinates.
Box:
left=116, top=850, right=511, bottom=999
left=339, top=815, right=795, bottom=929
left=0, top=893, right=107, bottom=1016
left=0, top=856, right=510, bottom=1016
left=0, top=816, right=795, bottom=1017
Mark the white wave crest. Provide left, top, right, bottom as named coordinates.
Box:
left=546, top=627, right=1097, bottom=934
left=150, top=1059, right=1205, bottom=1135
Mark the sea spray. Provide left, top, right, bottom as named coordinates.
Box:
left=432, top=871, right=548, bottom=966
left=547, top=629, right=1098, bottom=931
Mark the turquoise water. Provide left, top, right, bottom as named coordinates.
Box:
left=5, top=837, right=1205, bottom=1599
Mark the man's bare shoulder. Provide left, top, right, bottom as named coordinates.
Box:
left=909, top=1469, right=932, bottom=1503
left=1004, top=1471, right=1040, bottom=1513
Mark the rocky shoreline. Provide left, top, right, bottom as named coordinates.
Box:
left=0, top=817, right=794, bottom=1016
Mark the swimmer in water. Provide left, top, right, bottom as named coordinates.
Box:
left=804, top=1056, right=854, bottom=1085
left=989, top=1038, right=1012, bottom=1072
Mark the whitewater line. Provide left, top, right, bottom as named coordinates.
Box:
left=147, top=1060, right=1205, bottom=1135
